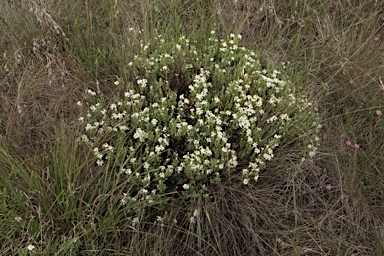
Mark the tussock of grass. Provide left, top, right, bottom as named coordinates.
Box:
left=1, top=0, right=383, bottom=255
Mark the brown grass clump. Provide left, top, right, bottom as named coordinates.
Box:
left=1, top=1, right=86, bottom=158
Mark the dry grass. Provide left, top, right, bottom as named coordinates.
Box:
left=1, top=0, right=383, bottom=255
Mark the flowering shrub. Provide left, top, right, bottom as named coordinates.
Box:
left=78, top=31, right=320, bottom=218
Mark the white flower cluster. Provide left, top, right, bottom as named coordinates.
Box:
left=79, top=32, right=321, bottom=215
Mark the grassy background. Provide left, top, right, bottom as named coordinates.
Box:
left=0, top=0, right=383, bottom=255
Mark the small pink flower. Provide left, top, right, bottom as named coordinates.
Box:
left=374, top=37, right=379, bottom=42
left=349, top=79, right=354, bottom=84
left=376, top=110, right=382, bottom=116
left=173, top=219, right=178, bottom=224
left=345, top=141, right=352, bottom=146
left=326, top=184, right=332, bottom=191
left=354, top=143, right=360, bottom=149
left=160, top=223, right=165, bottom=227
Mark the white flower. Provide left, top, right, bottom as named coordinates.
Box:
left=151, top=119, right=158, bottom=125
left=90, top=105, right=97, bottom=112
left=27, top=244, right=35, bottom=251
left=112, top=112, right=124, bottom=120
left=110, top=103, right=117, bottom=110
left=274, top=134, right=282, bottom=139
left=119, top=125, right=128, bottom=131
left=280, top=113, right=290, bottom=121
left=267, top=115, right=277, bottom=123
left=137, top=78, right=148, bottom=88
left=102, top=143, right=113, bottom=151
left=263, top=153, right=273, bottom=161
left=121, top=193, right=128, bottom=205
left=123, top=168, right=132, bottom=175
left=183, top=184, right=190, bottom=190
left=133, top=128, right=148, bottom=142
left=132, top=216, right=139, bottom=224
left=87, top=89, right=96, bottom=96
left=143, top=174, right=151, bottom=182
left=228, top=153, right=238, bottom=167
left=243, top=179, right=249, bottom=185
left=155, top=144, right=165, bottom=153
